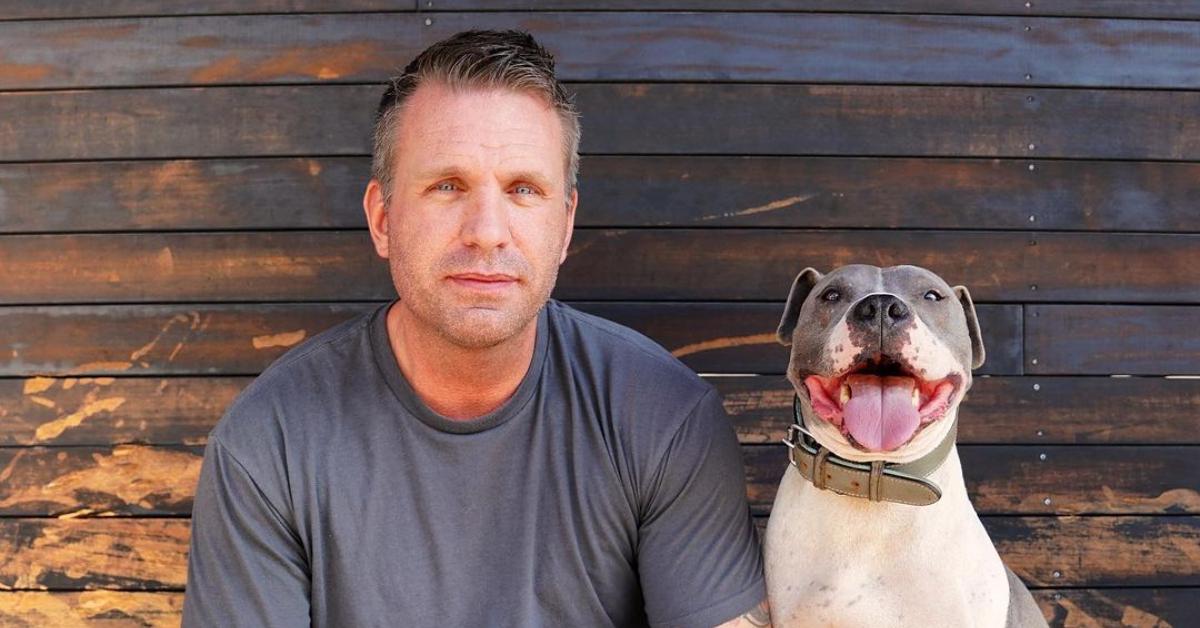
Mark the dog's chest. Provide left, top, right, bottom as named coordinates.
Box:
left=764, top=467, right=1010, bottom=628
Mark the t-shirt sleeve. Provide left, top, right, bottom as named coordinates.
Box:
left=182, top=435, right=311, bottom=627
left=636, top=388, right=767, bottom=628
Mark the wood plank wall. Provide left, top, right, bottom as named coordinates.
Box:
left=1, top=1, right=1198, bottom=626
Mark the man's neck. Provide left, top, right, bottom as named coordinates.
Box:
left=386, top=302, right=538, bottom=420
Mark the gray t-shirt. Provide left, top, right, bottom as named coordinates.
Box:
left=182, top=298, right=765, bottom=628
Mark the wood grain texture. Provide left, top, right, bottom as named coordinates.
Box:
left=0, top=1, right=414, bottom=20
left=1, top=230, right=1196, bottom=303
left=0, top=591, right=184, bottom=627
left=10, top=374, right=1192, bottom=448
left=0, top=518, right=188, bottom=590
left=2, top=517, right=1191, bottom=590
left=715, top=375, right=1200, bottom=446
left=1027, top=305, right=1200, bottom=375
left=4, top=84, right=1200, bottom=161
left=431, top=1, right=1200, bottom=19
left=1, top=12, right=1198, bottom=89
left=0, top=443, right=1194, bottom=517
left=0, top=588, right=1194, bottom=626
left=8, top=156, right=1200, bottom=233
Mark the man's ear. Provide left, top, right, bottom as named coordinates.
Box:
left=363, top=178, right=390, bottom=259
left=953, top=285, right=986, bottom=370
left=777, top=268, right=823, bottom=346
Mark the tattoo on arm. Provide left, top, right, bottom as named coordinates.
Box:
left=742, top=598, right=771, bottom=627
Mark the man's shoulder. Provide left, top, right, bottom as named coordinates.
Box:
left=546, top=299, right=710, bottom=398
left=210, top=304, right=379, bottom=447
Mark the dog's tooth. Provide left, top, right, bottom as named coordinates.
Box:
left=839, top=382, right=851, bottom=405
left=911, top=387, right=920, bottom=408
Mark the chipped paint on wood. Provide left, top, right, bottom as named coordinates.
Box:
left=0, top=591, right=183, bottom=627
left=671, top=333, right=778, bottom=358
left=22, top=378, right=54, bottom=395
left=252, top=329, right=307, bottom=349
left=34, top=397, right=127, bottom=442
left=189, top=41, right=383, bottom=83
left=0, top=446, right=200, bottom=515
left=697, top=193, right=817, bottom=222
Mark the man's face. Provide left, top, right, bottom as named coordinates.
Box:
left=366, top=82, right=576, bottom=349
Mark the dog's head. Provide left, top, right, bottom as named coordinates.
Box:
left=777, top=264, right=984, bottom=463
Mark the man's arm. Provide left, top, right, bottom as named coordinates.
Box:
left=717, top=598, right=772, bottom=627
left=635, top=388, right=769, bottom=628
left=182, top=435, right=311, bottom=627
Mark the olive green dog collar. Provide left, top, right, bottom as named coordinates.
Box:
left=783, top=395, right=956, bottom=506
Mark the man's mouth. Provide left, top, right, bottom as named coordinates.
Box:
left=447, top=272, right=519, bottom=291
left=801, top=357, right=958, bottom=452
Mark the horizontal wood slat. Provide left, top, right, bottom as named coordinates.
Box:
left=5, top=375, right=1195, bottom=447
left=4, top=84, right=1199, bottom=161
left=1, top=13, right=1198, bottom=89
left=1027, top=305, right=1200, bottom=375
left=0, top=302, right=1022, bottom=377
left=0, top=588, right=1196, bottom=627
left=5, top=1, right=1200, bottom=20
left=1, top=230, right=1196, bottom=303
left=7, top=156, right=1200, bottom=233
left=0, top=591, right=184, bottom=627
left=0, top=443, right=1194, bottom=517
left=1, top=516, right=1192, bottom=589
left=431, top=2, right=1200, bottom=20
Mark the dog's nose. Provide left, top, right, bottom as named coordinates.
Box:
left=852, top=294, right=910, bottom=326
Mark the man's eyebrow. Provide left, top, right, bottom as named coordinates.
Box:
left=414, top=166, right=466, bottom=182
left=504, top=170, right=556, bottom=190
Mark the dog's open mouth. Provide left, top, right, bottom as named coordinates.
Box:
left=802, top=357, right=959, bottom=452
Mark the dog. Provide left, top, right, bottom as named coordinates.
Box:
left=763, top=264, right=1046, bottom=627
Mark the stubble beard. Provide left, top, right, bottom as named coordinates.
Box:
left=389, top=246, right=559, bottom=350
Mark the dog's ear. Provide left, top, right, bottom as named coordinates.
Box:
left=777, top=268, right=823, bottom=346
left=953, top=285, right=986, bottom=370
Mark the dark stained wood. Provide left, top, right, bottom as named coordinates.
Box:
left=0, top=588, right=1195, bottom=626
left=0, top=158, right=369, bottom=233
left=715, top=375, right=1200, bottom=445
left=985, top=515, right=1200, bottom=587
left=575, top=84, right=1200, bottom=161
left=1034, top=588, right=1200, bottom=628
left=0, top=302, right=1022, bottom=377
left=742, top=445, right=1200, bottom=516
left=2, top=443, right=1193, bottom=517
left=20, top=373, right=1197, bottom=448
left=2, top=230, right=1196, bottom=303
left=561, top=230, right=1200, bottom=303
left=6, top=156, right=1200, bottom=233
left=0, top=518, right=189, bottom=590
left=0, top=85, right=377, bottom=162
left=0, top=377, right=248, bottom=446
left=0, top=1, right=414, bottom=20
left=0, top=445, right=203, bottom=517
left=0, top=303, right=377, bottom=377
left=4, top=84, right=1200, bottom=161
left=3, top=516, right=1187, bottom=590
left=0, top=592, right=184, bottom=627
left=6, top=0, right=1200, bottom=20
left=432, top=1, right=1200, bottom=20
left=2, top=13, right=1198, bottom=89
left=1027, top=305, right=1200, bottom=375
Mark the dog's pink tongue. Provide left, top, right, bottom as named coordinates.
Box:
left=842, top=374, right=920, bottom=451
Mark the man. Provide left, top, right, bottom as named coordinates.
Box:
left=183, top=30, right=769, bottom=627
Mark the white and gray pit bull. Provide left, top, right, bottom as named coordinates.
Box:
left=764, top=264, right=1047, bottom=628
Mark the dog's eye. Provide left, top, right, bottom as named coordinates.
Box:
left=924, top=290, right=944, bottom=302
left=820, top=288, right=841, bottom=302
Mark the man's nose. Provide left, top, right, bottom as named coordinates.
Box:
left=851, top=294, right=910, bottom=327
left=460, top=186, right=512, bottom=250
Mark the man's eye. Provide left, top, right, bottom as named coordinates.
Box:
left=512, top=184, right=537, bottom=195
left=433, top=181, right=458, bottom=192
